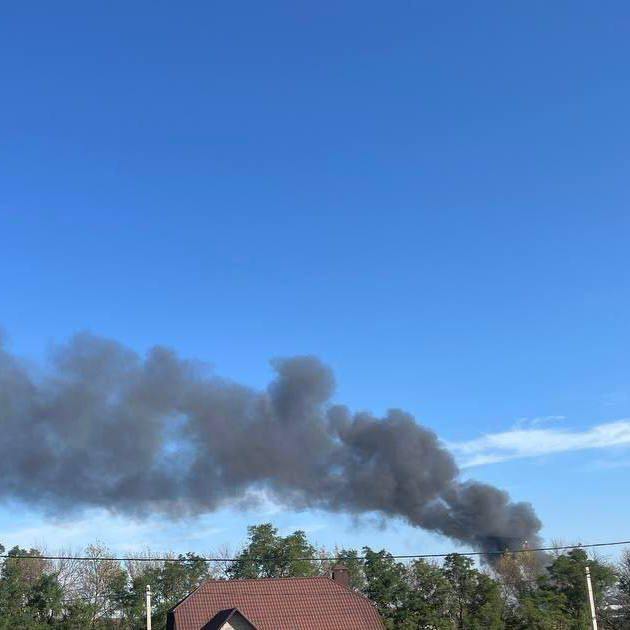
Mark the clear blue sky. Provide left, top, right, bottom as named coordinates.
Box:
left=1, top=2, right=629, bottom=559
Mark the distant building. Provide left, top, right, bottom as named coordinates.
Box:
left=167, top=566, right=384, bottom=629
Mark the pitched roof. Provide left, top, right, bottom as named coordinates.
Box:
left=203, top=607, right=257, bottom=630
left=169, top=576, right=384, bottom=630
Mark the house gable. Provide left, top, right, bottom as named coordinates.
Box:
left=203, top=608, right=257, bottom=630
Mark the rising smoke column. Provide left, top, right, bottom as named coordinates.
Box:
left=0, top=332, right=542, bottom=554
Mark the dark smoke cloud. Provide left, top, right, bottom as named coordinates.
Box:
left=0, top=332, right=541, bottom=554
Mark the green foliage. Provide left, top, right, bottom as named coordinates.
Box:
left=362, top=548, right=410, bottom=627
left=440, top=554, right=503, bottom=629
left=406, top=558, right=452, bottom=629
left=0, top=546, right=64, bottom=628
left=512, top=586, right=570, bottom=630
left=152, top=553, right=210, bottom=627
left=227, top=523, right=319, bottom=579
left=0, top=529, right=628, bottom=629
left=61, top=598, right=100, bottom=628
left=544, top=549, right=616, bottom=629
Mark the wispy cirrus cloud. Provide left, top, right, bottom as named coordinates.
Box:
left=449, top=419, right=630, bottom=468
left=513, top=415, right=566, bottom=428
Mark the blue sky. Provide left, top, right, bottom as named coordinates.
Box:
left=1, top=2, right=629, bottom=560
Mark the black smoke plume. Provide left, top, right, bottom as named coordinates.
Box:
left=0, top=332, right=541, bottom=555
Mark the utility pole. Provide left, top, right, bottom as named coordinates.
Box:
left=146, top=584, right=152, bottom=630
left=585, top=566, right=598, bottom=630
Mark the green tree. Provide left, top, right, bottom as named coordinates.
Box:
left=545, top=549, right=616, bottom=629
left=513, top=585, right=570, bottom=630
left=362, top=548, right=412, bottom=628
left=154, top=554, right=209, bottom=626
left=506, top=548, right=618, bottom=630
left=28, top=572, right=65, bottom=624
left=0, top=545, right=63, bottom=628
left=405, top=558, right=452, bottom=629
left=227, top=523, right=318, bottom=579
left=62, top=598, right=101, bottom=628
left=442, top=554, right=503, bottom=629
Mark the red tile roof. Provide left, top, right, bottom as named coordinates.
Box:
left=168, top=576, right=384, bottom=630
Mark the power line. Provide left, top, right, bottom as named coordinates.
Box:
left=1, top=539, right=629, bottom=563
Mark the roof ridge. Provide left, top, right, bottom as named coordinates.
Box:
left=198, top=573, right=381, bottom=611
left=202, top=575, right=332, bottom=584
left=171, top=576, right=334, bottom=612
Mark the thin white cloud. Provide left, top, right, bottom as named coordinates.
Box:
left=449, top=419, right=630, bottom=468
left=513, top=415, right=565, bottom=428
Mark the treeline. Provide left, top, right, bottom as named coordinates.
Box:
left=1, top=523, right=629, bottom=629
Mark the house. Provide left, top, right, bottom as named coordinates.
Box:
left=166, top=566, right=384, bottom=629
